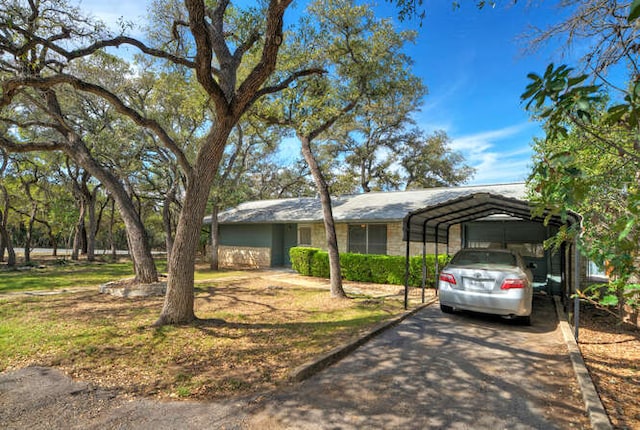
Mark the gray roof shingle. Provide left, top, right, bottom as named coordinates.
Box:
left=212, top=183, right=527, bottom=224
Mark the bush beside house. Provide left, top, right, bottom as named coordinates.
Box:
left=290, top=247, right=450, bottom=287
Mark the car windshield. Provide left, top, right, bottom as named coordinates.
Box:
left=451, top=250, right=517, bottom=267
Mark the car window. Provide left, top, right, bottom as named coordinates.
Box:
left=451, top=251, right=516, bottom=266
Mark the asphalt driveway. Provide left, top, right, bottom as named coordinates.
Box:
left=247, top=294, right=590, bottom=429
left=1, top=295, right=591, bottom=429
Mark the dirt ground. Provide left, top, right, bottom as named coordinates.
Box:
left=576, top=305, right=640, bottom=429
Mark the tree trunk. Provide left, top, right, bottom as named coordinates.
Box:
left=71, top=200, right=85, bottom=261
left=163, top=181, right=176, bottom=262
left=86, top=191, right=97, bottom=262
left=209, top=204, right=219, bottom=271
left=0, top=208, right=5, bottom=263
left=361, top=162, right=371, bottom=193
left=0, top=207, right=15, bottom=267
left=0, top=222, right=15, bottom=267
left=155, top=128, right=231, bottom=326
left=108, top=198, right=117, bottom=261
left=24, top=203, right=37, bottom=264
left=300, top=135, right=347, bottom=298
left=0, top=191, right=17, bottom=267
left=68, top=142, right=157, bottom=282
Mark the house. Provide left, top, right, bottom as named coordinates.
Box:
left=207, top=183, right=577, bottom=286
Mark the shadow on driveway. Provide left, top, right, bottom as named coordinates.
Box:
left=0, top=294, right=590, bottom=429
left=248, top=294, right=590, bottom=429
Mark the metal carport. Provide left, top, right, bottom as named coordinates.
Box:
left=402, top=192, right=582, bottom=334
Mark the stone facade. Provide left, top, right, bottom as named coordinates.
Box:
left=302, top=221, right=463, bottom=256
left=218, top=245, right=271, bottom=268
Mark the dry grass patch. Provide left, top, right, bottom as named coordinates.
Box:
left=0, top=275, right=409, bottom=400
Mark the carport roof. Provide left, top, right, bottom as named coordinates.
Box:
left=403, top=192, right=581, bottom=244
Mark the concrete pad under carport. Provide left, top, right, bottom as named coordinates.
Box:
left=248, top=294, right=593, bottom=429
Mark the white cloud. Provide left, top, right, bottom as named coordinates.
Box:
left=450, top=122, right=538, bottom=185
left=78, top=0, right=148, bottom=38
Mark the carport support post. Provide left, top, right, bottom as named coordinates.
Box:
left=404, top=217, right=412, bottom=310
left=434, top=230, right=439, bottom=296
left=573, top=241, right=581, bottom=340
left=421, top=239, right=427, bottom=303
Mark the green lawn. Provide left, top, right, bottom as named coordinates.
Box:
left=0, top=259, right=245, bottom=293
left=0, top=271, right=406, bottom=400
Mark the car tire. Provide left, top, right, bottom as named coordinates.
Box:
left=440, top=304, right=454, bottom=314
left=519, top=315, right=531, bottom=326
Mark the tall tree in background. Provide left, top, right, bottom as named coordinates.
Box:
left=0, top=0, right=468, bottom=323
left=260, top=0, right=424, bottom=297
left=400, top=129, right=475, bottom=189
left=0, top=3, right=159, bottom=282
left=330, top=41, right=425, bottom=193
left=0, top=149, right=17, bottom=266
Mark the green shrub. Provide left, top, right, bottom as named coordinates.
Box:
left=289, top=247, right=450, bottom=287
left=310, top=250, right=330, bottom=278
left=340, top=253, right=372, bottom=281
left=290, top=247, right=319, bottom=276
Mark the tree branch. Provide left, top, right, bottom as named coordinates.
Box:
left=308, top=99, right=358, bottom=142
left=185, top=0, right=227, bottom=108
left=10, top=26, right=197, bottom=69
left=234, top=0, right=293, bottom=115
left=0, top=134, right=63, bottom=152
left=2, top=75, right=194, bottom=176
left=252, top=68, right=326, bottom=102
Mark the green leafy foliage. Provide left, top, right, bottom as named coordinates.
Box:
left=289, top=247, right=319, bottom=276
left=290, top=247, right=449, bottom=287
left=629, top=0, right=640, bottom=22
left=523, top=62, right=640, bottom=315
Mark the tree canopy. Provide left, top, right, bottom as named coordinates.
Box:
left=522, top=0, right=640, bottom=314
left=0, top=0, right=474, bottom=325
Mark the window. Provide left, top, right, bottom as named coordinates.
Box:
left=348, top=224, right=387, bottom=255
left=298, top=226, right=312, bottom=246
left=467, top=241, right=545, bottom=258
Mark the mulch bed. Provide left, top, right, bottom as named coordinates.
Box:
left=577, top=304, right=640, bottom=429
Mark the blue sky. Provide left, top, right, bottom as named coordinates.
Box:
left=371, top=1, right=573, bottom=185
left=79, top=0, right=575, bottom=186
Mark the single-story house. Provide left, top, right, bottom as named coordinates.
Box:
left=206, top=182, right=585, bottom=293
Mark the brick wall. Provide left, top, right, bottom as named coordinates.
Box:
left=303, top=221, right=463, bottom=257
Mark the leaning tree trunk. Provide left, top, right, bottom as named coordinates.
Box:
left=162, top=181, right=176, bottom=262
left=69, top=141, right=158, bottom=283
left=300, top=135, right=347, bottom=299
left=0, top=224, right=15, bottom=267
left=108, top=198, right=117, bottom=261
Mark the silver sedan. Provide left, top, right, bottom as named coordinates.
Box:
left=438, top=248, right=534, bottom=324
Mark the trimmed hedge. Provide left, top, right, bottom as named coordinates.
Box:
left=289, top=247, right=450, bottom=287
